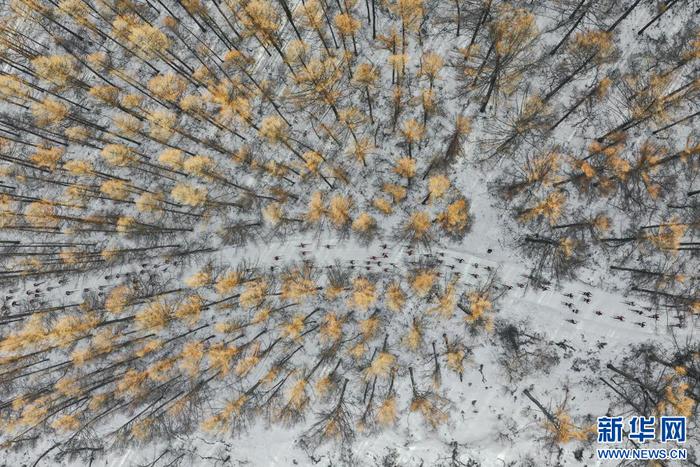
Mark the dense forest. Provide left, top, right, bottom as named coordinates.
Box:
left=0, top=0, right=697, bottom=465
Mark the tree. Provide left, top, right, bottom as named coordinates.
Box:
left=352, top=63, right=379, bottom=124
left=474, top=4, right=538, bottom=112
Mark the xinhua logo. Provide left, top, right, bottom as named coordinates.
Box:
left=596, top=416, right=687, bottom=461
left=597, top=416, right=686, bottom=443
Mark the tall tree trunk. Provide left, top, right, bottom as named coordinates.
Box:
left=637, top=0, right=680, bottom=35
left=549, top=3, right=588, bottom=56
left=522, top=389, right=557, bottom=424
left=480, top=54, right=500, bottom=113
left=653, top=110, right=700, bottom=134
left=455, top=0, right=461, bottom=36
left=469, top=0, right=492, bottom=46
left=277, top=0, right=303, bottom=41
left=606, top=0, right=643, bottom=33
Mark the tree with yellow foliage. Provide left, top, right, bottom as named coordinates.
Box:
left=518, top=191, right=567, bottom=226
left=476, top=4, right=539, bottom=113
left=399, top=210, right=432, bottom=247
left=335, top=11, right=360, bottom=58
left=411, top=268, right=437, bottom=298
left=236, top=0, right=290, bottom=72
left=351, top=211, right=377, bottom=242
left=303, top=378, right=353, bottom=447
left=552, top=212, right=612, bottom=239
left=603, top=343, right=699, bottom=450
left=524, top=388, right=593, bottom=446
left=327, top=194, right=353, bottom=230
left=259, top=115, right=331, bottom=187
left=425, top=115, right=472, bottom=179
left=389, top=0, right=424, bottom=60
left=297, top=0, right=335, bottom=54
left=523, top=233, right=586, bottom=282
left=351, top=276, right=377, bottom=311
left=407, top=367, right=449, bottom=428
left=352, top=63, right=379, bottom=124
left=435, top=197, right=471, bottom=240
left=419, top=52, right=443, bottom=90
left=422, top=174, right=450, bottom=205
left=400, top=119, right=424, bottom=158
